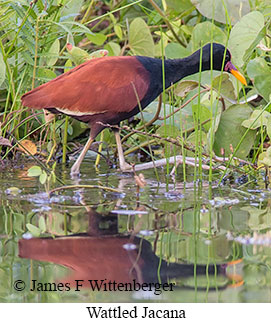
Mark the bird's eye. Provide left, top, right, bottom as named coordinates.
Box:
left=226, top=53, right=231, bottom=61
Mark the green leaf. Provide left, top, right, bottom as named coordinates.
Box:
left=191, top=21, right=227, bottom=51
left=247, top=207, right=271, bottom=231
left=0, top=51, right=6, bottom=87
left=241, top=206, right=267, bottom=217
left=109, top=12, right=117, bottom=25
left=165, top=42, right=190, bottom=59
left=26, top=223, right=41, bottom=237
left=21, top=51, right=34, bottom=65
left=38, top=216, right=46, bottom=233
left=167, top=0, right=194, bottom=12
left=266, top=118, right=271, bottom=139
left=212, top=73, right=236, bottom=101
left=67, top=119, right=88, bottom=140
left=5, top=187, right=21, bottom=195
left=86, top=33, right=107, bottom=46
left=67, top=124, right=73, bottom=135
left=114, top=24, right=123, bottom=40
left=254, top=75, right=271, bottom=103
left=47, top=39, right=60, bottom=66
left=97, top=128, right=115, bottom=145
left=191, top=0, right=250, bottom=24
left=243, top=25, right=266, bottom=64
left=241, top=109, right=271, bottom=129
left=186, top=130, right=208, bottom=147
left=64, top=59, right=73, bottom=73
left=39, top=171, right=47, bottom=184
left=228, top=11, right=265, bottom=67
left=139, top=101, right=181, bottom=126
left=175, top=80, right=199, bottom=98
left=28, top=166, right=42, bottom=177
left=67, top=43, right=91, bottom=65
left=214, top=104, right=256, bottom=158
left=156, top=124, right=182, bottom=156
left=192, top=104, right=212, bottom=131
left=258, top=147, right=271, bottom=167
left=156, top=124, right=182, bottom=139
left=247, top=57, right=269, bottom=80
left=89, top=49, right=108, bottom=59
left=60, top=0, right=84, bottom=21
left=200, top=93, right=222, bottom=134
left=129, top=17, right=155, bottom=57
left=37, top=68, right=56, bottom=81
left=104, top=41, right=121, bottom=56
left=247, top=57, right=271, bottom=102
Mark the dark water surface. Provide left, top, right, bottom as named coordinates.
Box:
left=1, top=157, right=271, bottom=303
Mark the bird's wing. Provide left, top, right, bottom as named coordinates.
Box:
left=21, top=56, right=150, bottom=115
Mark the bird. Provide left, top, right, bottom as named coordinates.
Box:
left=19, top=208, right=228, bottom=288
left=21, top=43, right=247, bottom=175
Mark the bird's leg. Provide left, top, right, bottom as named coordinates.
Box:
left=114, top=130, right=132, bottom=172
left=70, top=136, right=94, bottom=175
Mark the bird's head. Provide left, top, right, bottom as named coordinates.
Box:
left=200, top=43, right=247, bottom=85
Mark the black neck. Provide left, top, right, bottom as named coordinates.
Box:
left=164, top=50, right=210, bottom=86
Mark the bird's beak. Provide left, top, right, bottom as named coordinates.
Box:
left=226, top=62, right=247, bottom=86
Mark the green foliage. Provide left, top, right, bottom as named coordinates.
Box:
left=175, top=80, right=199, bottom=98
left=26, top=216, right=46, bottom=237
left=28, top=165, right=48, bottom=184
left=67, top=44, right=91, bottom=64
left=26, top=223, right=41, bottom=237
left=214, top=104, right=256, bottom=158
left=128, top=17, right=155, bottom=56
left=5, top=186, right=21, bottom=195
left=247, top=57, right=271, bottom=102
left=0, top=52, right=5, bottom=87
left=258, top=146, right=271, bottom=167
left=212, top=73, right=236, bottom=101
left=191, top=0, right=250, bottom=25
left=27, top=165, right=43, bottom=177
left=167, top=0, right=194, bottom=13
left=242, top=109, right=271, bottom=130
left=46, top=39, right=60, bottom=66
left=191, top=21, right=227, bottom=51
left=165, top=42, right=190, bottom=59
left=228, top=11, right=265, bottom=67
left=1, top=0, right=271, bottom=178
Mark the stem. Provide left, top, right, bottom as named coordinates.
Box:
left=121, top=94, right=162, bottom=143
left=124, top=139, right=156, bottom=156
left=62, top=116, right=69, bottom=164
left=159, top=88, right=209, bottom=120
left=32, top=17, right=40, bottom=90
left=95, top=130, right=104, bottom=168
left=81, top=0, right=95, bottom=24
left=148, top=0, right=186, bottom=47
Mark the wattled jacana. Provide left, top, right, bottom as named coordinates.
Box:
left=21, top=43, right=247, bottom=175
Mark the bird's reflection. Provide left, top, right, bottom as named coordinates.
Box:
left=19, top=207, right=229, bottom=291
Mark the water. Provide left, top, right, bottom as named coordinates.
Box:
left=1, top=157, right=271, bottom=303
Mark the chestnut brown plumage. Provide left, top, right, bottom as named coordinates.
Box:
left=21, top=43, right=246, bottom=175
